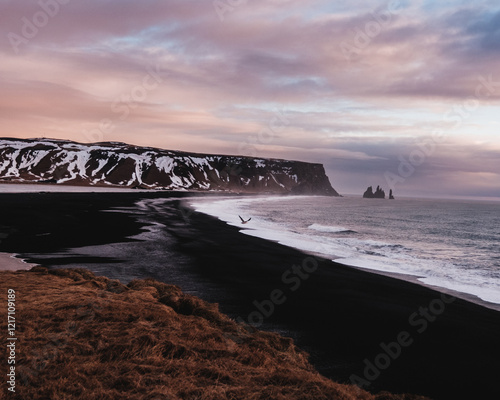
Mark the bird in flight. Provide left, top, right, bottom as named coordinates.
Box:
left=239, top=215, right=251, bottom=224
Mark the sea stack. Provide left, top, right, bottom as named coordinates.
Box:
left=363, top=185, right=386, bottom=199
left=389, top=189, right=395, bottom=200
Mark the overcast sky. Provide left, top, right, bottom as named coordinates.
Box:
left=1, top=0, right=500, bottom=198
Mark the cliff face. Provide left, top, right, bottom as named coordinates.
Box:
left=0, top=138, right=339, bottom=196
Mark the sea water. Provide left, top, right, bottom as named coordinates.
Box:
left=190, top=195, right=500, bottom=306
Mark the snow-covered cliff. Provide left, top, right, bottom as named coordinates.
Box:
left=0, top=138, right=339, bottom=195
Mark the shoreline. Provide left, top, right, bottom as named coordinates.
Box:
left=0, top=192, right=499, bottom=399
left=334, top=262, right=500, bottom=312
left=188, top=195, right=500, bottom=312
left=2, top=188, right=497, bottom=312
left=0, top=252, right=35, bottom=271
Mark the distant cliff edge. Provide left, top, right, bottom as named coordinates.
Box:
left=0, top=138, right=339, bottom=196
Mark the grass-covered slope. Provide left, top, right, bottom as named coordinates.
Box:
left=0, top=268, right=429, bottom=400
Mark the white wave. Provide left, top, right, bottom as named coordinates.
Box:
left=308, top=224, right=354, bottom=234
left=419, top=276, right=500, bottom=305
left=189, top=196, right=500, bottom=307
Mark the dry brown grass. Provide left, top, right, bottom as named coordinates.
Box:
left=0, top=268, right=430, bottom=400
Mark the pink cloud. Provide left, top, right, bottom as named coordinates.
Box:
left=1, top=0, right=500, bottom=197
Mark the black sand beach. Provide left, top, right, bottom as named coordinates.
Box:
left=1, top=191, right=499, bottom=399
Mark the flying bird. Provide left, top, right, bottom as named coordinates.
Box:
left=239, top=215, right=251, bottom=224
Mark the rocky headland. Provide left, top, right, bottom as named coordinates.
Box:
left=0, top=138, right=339, bottom=196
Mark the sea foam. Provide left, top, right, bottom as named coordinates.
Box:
left=189, top=195, right=500, bottom=308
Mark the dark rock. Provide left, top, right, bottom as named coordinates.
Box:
left=363, top=185, right=386, bottom=199
left=389, top=189, right=395, bottom=200
left=363, top=186, right=374, bottom=198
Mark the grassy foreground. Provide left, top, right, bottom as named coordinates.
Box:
left=1, top=268, right=429, bottom=400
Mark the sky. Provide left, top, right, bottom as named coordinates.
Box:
left=1, top=0, right=500, bottom=199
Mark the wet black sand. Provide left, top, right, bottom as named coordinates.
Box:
left=0, top=191, right=499, bottom=399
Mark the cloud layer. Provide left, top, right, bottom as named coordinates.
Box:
left=1, top=0, right=500, bottom=197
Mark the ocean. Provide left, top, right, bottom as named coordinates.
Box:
left=190, top=195, right=500, bottom=307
